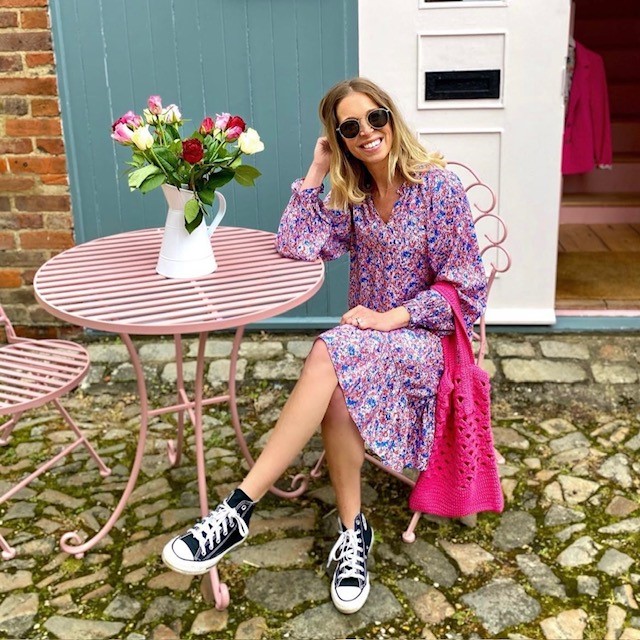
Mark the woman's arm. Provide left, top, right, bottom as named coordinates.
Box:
left=403, top=170, right=488, bottom=336
left=275, top=137, right=351, bottom=262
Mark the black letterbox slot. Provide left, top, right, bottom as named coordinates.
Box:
left=425, top=70, right=501, bottom=100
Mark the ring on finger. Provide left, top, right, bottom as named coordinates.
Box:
left=355, top=316, right=361, bottom=326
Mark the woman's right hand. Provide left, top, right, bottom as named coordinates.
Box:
left=301, top=137, right=331, bottom=189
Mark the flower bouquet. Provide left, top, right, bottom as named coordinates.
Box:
left=111, top=95, right=264, bottom=233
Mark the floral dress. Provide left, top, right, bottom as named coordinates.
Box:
left=275, top=167, right=487, bottom=472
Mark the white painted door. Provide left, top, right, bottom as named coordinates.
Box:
left=360, top=0, right=571, bottom=324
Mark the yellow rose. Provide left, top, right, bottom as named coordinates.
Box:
left=131, top=125, right=154, bottom=150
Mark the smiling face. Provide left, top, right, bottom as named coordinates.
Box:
left=335, top=91, right=393, bottom=172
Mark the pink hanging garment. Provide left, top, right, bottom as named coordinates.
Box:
left=408, top=282, right=504, bottom=518
left=562, top=41, right=613, bottom=175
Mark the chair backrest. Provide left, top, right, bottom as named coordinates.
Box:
left=0, top=305, right=18, bottom=343
left=448, top=162, right=512, bottom=367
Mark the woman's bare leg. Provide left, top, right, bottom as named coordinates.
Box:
left=321, top=385, right=365, bottom=529
left=239, top=340, right=338, bottom=501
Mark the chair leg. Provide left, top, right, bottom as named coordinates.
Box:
left=0, top=412, right=21, bottom=445
left=0, top=401, right=112, bottom=560
left=459, top=513, right=478, bottom=527
left=402, top=511, right=422, bottom=543
left=53, top=398, right=111, bottom=477
left=0, top=534, right=16, bottom=561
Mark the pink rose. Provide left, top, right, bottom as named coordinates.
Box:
left=199, top=116, right=215, bottom=135
left=111, top=110, right=143, bottom=131
left=147, top=95, right=162, bottom=115
left=215, top=112, right=231, bottom=131
left=111, top=122, right=134, bottom=144
left=224, top=115, right=246, bottom=141
left=225, top=126, right=242, bottom=141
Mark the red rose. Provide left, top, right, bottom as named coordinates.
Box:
left=199, top=116, right=215, bottom=135
left=182, top=138, right=204, bottom=164
left=227, top=115, right=246, bottom=132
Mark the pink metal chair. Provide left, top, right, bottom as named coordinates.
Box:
left=310, top=161, right=512, bottom=541
left=0, top=305, right=111, bottom=560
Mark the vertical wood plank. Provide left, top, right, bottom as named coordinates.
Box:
left=50, top=0, right=358, bottom=324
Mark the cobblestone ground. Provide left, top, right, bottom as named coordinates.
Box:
left=0, top=333, right=639, bottom=640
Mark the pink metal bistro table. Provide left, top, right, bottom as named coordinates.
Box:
left=33, top=225, right=325, bottom=609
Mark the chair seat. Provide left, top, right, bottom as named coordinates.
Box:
left=0, top=340, right=89, bottom=415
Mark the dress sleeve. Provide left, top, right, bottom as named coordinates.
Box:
left=403, top=171, right=488, bottom=336
left=275, top=179, right=351, bottom=261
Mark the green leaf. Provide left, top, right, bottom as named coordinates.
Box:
left=139, top=172, right=166, bottom=194
left=131, top=152, right=146, bottom=167
left=154, top=146, right=179, bottom=169
left=199, top=187, right=216, bottom=206
left=185, top=210, right=203, bottom=234
left=206, top=169, right=235, bottom=189
left=234, top=164, right=262, bottom=186
left=128, top=164, right=161, bottom=190
left=184, top=198, right=200, bottom=224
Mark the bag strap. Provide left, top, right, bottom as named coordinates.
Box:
left=431, top=282, right=474, bottom=367
left=431, top=282, right=476, bottom=414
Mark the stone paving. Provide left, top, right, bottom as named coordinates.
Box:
left=0, top=331, right=639, bottom=640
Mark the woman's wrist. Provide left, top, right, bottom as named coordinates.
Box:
left=386, top=306, right=411, bottom=330
left=301, top=164, right=328, bottom=189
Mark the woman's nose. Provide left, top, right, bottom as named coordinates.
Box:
left=359, top=119, right=374, bottom=135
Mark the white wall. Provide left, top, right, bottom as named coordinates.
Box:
left=359, top=0, right=571, bottom=324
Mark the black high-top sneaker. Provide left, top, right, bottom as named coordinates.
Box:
left=327, top=512, right=374, bottom=614
left=162, top=488, right=254, bottom=575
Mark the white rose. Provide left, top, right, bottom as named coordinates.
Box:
left=162, top=104, right=182, bottom=124
left=131, top=125, right=154, bottom=150
left=238, top=128, right=264, bottom=155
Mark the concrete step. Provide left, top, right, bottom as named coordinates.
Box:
left=563, top=156, right=640, bottom=194
left=612, top=121, right=640, bottom=154
left=560, top=192, right=640, bottom=224
left=609, top=83, right=640, bottom=120
left=600, top=49, right=640, bottom=83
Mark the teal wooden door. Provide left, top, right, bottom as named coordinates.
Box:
left=49, top=0, right=357, bottom=328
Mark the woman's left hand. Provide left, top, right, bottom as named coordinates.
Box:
left=341, top=305, right=410, bottom=332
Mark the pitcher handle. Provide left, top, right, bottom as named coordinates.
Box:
left=206, top=192, right=227, bottom=237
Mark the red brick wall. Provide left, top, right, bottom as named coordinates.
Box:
left=0, top=0, right=73, bottom=337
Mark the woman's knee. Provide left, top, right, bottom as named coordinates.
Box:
left=303, top=339, right=335, bottom=378
left=322, top=385, right=351, bottom=427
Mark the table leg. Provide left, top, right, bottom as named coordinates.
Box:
left=192, top=331, right=229, bottom=610
left=167, top=334, right=186, bottom=467
left=227, top=327, right=324, bottom=499
left=59, top=333, right=150, bottom=558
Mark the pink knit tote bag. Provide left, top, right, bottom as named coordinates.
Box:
left=408, top=282, right=504, bottom=518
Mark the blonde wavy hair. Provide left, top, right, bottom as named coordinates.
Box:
left=319, top=77, right=445, bottom=210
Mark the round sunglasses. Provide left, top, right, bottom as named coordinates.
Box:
left=336, top=108, right=391, bottom=139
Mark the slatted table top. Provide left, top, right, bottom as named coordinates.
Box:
left=34, top=226, right=325, bottom=335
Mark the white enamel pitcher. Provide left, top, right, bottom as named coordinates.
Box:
left=156, top=184, right=226, bottom=279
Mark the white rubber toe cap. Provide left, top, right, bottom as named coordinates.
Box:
left=168, top=537, right=195, bottom=561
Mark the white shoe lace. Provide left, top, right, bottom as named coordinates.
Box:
left=327, top=528, right=366, bottom=583
left=188, top=502, right=249, bottom=556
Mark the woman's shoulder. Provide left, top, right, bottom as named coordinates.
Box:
left=417, top=165, right=464, bottom=191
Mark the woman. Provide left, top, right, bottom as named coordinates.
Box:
left=162, top=77, right=487, bottom=615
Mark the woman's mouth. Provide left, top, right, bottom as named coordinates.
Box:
left=361, top=138, right=382, bottom=151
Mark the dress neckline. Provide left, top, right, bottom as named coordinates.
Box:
left=368, top=181, right=409, bottom=225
